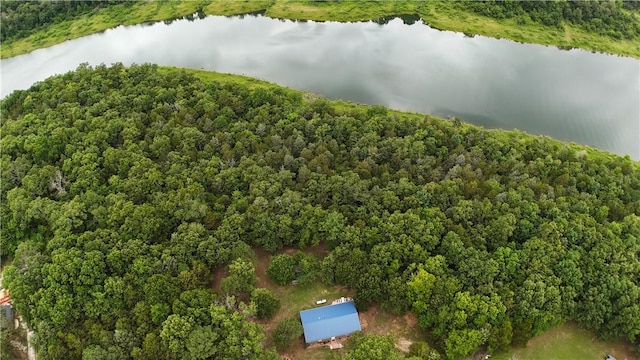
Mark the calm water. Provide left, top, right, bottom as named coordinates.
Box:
left=1, top=15, right=639, bottom=158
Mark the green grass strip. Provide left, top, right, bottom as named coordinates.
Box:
left=2, top=1, right=638, bottom=59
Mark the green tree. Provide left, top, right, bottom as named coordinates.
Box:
left=272, top=317, right=303, bottom=351
left=444, top=328, right=485, bottom=360
left=409, top=341, right=442, bottom=360
left=209, top=304, right=266, bottom=359
left=133, top=332, right=169, bottom=360
left=0, top=307, right=17, bottom=360
left=293, top=251, right=320, bottom=286
left=266, top=254, right=296, bottom=285
left=185, top=326, right=218, bottom=360
left=342, top=333, right=403, bottom=360
left=160, top=314, right=195, bottom=358
left=220, top=258, right=258, bottom=296
left=251, top=288, right=281, bottom=320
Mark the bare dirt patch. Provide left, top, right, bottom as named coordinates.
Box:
left=396, top=337, right=413, bottom=352
left=252, top=247, right=272, bottom=289
left=357, top=304, right=426, bottom=354
left=210, top=266, right=229, bottom=293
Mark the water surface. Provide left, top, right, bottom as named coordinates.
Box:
left=1, top=15, right=638, bottom=158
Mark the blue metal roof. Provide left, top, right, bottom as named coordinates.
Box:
left=299, top=301, right=361, bottom=343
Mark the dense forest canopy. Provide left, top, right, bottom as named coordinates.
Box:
left=0, top=0, right=134, bottom=43
left=456, top=0, right=640, bottom=39
left=1, top=64, right=639, bottom=359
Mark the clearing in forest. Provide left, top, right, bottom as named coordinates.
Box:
left=492, top=322, right=636, bottom=360
left=249, top=247, right=429, bottom=360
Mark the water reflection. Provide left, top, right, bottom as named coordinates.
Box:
left=372, top=14, right=421, bottom=26
left=1, top=14, right=638, bottom=159
left=163, top=9, right=265, bottom=26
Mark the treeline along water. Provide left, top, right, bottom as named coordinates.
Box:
left=1, top=14, right=638, bottom=158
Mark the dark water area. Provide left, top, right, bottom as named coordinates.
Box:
left=1, top=14, right=638, bottom=158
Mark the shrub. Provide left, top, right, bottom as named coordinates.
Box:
left=272, top=317, right=303, bottom=351
left=251, top=288, right=280, bottom=320
left=220, top=258, right=258, bottom=295
left=409, top=341, right=442, bottom=360
left=267, top=254, right=297, bottom=285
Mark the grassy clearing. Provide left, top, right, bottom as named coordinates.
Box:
left=492, top=322, right=636, bottom=360
left=203, top=0, right=274, bottom=16
left=159, top=66, right=287, bottom=91
left=265, top=0, right=424, bottom=22
left=2, top=1, right=638, bottom=59
left=246, top=247, right=429, bottom=359
left=250, top=247, right=350, bottom=359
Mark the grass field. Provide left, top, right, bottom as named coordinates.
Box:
left=492, top=323, right=636, bottom=360
left=159, top=66, right=288, bottom=91
left=2, top=1, right=638, bottom=59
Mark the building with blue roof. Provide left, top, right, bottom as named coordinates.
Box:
left=299, top=301, right=361, bottom=343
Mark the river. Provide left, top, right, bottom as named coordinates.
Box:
left=1, top=14, right=638, bottom=159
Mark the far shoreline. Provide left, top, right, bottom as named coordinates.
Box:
left=1, top=1, right=639, bottom=60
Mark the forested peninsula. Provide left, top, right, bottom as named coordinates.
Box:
left=1, top=64, right=639, bottom=359
left=1, top=0, right=639, bottom=59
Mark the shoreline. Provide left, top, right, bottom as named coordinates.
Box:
left=1, top=1, right=638, bottom=59
left=160, top=65, right=639, bottom=165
